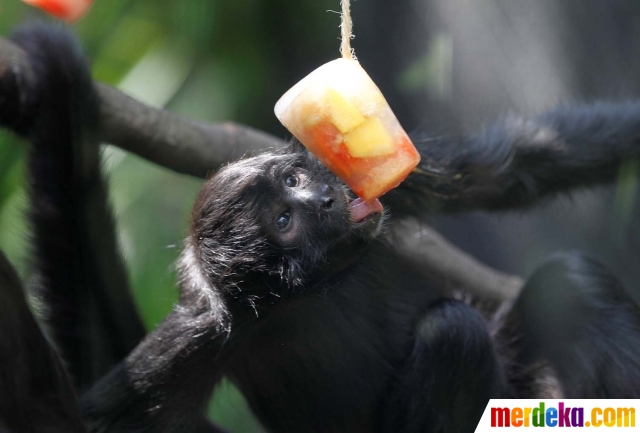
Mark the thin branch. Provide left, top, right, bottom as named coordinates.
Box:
left=391, top=220, right=524, bottom=301
left=0, top=35, right=522, bottom=302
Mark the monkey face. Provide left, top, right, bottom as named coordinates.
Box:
left=260, top=153, right=384, bottom=250
left=190, top=144, right=385, bottom=293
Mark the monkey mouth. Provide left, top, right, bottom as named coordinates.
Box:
left=349, top=198, right=384, bottom=223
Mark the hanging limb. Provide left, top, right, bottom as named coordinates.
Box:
left=0, top=35, right=522, bottom=301
left=0, top=250, right=87, bottom=432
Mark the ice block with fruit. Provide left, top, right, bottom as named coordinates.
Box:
left=274, top=58, right=420, bottom=202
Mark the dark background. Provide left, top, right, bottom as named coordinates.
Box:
left=2, top=1, right=640, bottom=430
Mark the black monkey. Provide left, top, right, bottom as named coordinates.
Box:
left=2, top=24, right=640, bottom=433
left=81, top=145, right=507, bottom=432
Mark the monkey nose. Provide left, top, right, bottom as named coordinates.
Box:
left=321, top=196, right=335, bottom=210
left=316, top=185, right=336, bottom=210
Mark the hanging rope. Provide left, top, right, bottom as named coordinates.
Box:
left=340, top=0, right=356, bottom=60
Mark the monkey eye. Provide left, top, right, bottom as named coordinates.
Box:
left=284, top=174, right=299, bottom=188
left=276, top=210, right=292, bottom=231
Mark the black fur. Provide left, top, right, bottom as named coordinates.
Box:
left=11, top=23, right=146, bottom=391
left=2, top=24, right=640, bottom=433
left=0, top=250, right=85, bottom=433
left=385, top=103, right=640, bottom=213
left=382, top=299, right=509, bottom=432
left=79, top=137, right=640, bottom=432
left=513, top=252, right=640, bottom=397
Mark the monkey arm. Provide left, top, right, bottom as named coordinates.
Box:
left=80, top=243, right=232, bottom=433
left=5, top=25, right=147, bottom=389
left=0, top=250, right=87, bottom=433
left=387, top=102, right=640, bottom=214
left=80, top=305, right=230, bottom=433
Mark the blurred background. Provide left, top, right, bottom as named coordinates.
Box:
left=2, top=0, right=640, bottom=431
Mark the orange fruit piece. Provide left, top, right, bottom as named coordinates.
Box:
left=22, top=0, right=93, bottom=23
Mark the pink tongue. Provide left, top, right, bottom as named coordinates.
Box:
left=349, top=198, right=383, bottom=222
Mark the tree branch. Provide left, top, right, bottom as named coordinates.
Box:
left=97, top=83, right=285, bottom=178
left=391, top=220, right=523, bottom=301
left=0, top=35, right=522, bottom=302
left=0, top=36, right=285, bottom=178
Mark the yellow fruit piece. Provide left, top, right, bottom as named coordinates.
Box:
left=324, top=88, right=366, bottom=133
left=344, top=117, right=395, bottom=158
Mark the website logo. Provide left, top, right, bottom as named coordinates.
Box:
left=476, top=400, right=637, bottom=432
